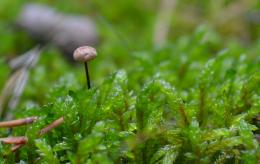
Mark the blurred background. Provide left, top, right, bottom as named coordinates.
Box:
left=0, top=0, right=259, bottom=116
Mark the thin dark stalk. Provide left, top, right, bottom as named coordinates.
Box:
left=84, top=62, right=91, bottom=89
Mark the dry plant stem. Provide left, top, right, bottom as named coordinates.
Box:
left=0, top=46, right=41, bottom=120
left=0, top=136, right=27, bottom=144
left=39, top=117, right=64, bottom=136
left=1, top=117, right=64, bottom=152
left=12, top=144, right=24, bottom=152
left=0, top=117, right=37, bottom=128
left=0, top=70, right=22, bottom=118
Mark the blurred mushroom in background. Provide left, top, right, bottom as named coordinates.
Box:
left=16, top=3, right=98, bottom=61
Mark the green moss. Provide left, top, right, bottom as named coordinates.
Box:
left=0, top=0, right=259, bottom=163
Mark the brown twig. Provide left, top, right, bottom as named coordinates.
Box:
left=0, top=117, right=37, bottom=128
left=0, top=137, right=28, bottom=152
left=0, top=136, right=28, bottom=144
left=1, top=117, right=65, bottom=151
left=11, top=144, right=24, bottom=152
left=39, top=117, right=64, bottom=136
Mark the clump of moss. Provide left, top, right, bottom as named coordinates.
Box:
left=0, top=27, right=259, bottom=163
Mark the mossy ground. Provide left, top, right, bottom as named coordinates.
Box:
left=0, top=0, right=259, bottom=163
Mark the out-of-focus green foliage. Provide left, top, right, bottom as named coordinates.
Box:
left=0, top=0, right=259, bottom=163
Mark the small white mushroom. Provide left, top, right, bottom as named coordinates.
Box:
left=73, top=46, right=97, bottom=62
left=73, top=46, right=97, bottom=89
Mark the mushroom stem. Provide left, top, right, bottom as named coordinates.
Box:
left=84, top=62, right=91, bottom=89
left=73, top=46, right=97, bottom=89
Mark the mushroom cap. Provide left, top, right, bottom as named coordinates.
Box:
left=73, top=46, right=97, bottom=62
